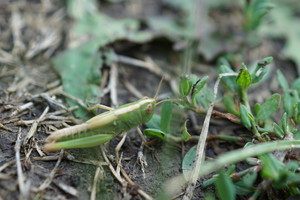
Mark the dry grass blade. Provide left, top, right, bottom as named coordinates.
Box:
left=0, top=159, right=16, bottom=172
left=10, top=102, right=33, bottom=117
left=37, top=150, right=64, bottom=191
left=183, top=73, right=238, bottom=200
left=15, top=128, right=30, bottom=200
left=53, top=181, right=79, bottom=197
left=109, top=63, right=119, bottom=107
left=0, top=123, right=16, bottom=132
left=90, top=167, right=103, bottom=200
left=23, top=106, right=49, bottom=145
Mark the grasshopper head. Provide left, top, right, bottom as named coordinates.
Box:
left=139, top=97, right=156, bottom=123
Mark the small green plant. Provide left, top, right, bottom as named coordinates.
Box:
left=147, top=57, right=300, bottom=199
left=243, top=0, right=274, bottom=31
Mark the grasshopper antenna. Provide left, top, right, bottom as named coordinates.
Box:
left=154, top=76, right=164, bottom=100
left=156, top=98, right=177, bottom=106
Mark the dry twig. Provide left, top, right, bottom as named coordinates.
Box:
left=10, top=102, right=33, bottom=117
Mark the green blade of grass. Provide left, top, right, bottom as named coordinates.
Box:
left=165, top=140, right=300, bottom=197
left=215, top=171, right=236, bottom=200
left=160, top=101, right=173, bottom=133
left=200, top=140, right=300, bottom=178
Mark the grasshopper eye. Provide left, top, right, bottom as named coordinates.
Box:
left=145, top=104, right=153, bottom=114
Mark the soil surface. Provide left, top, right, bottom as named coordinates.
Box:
left=0, top=1, right=298, bottom=200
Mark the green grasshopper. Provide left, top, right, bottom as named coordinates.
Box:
left=43, top=78, right=169, bottom=152
left=44, top=97, right=157, bottom=151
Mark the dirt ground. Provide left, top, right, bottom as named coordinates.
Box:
left=0, top=1, right=298, bottom=200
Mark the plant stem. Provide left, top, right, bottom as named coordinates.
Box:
left=241, top=87, right=251, bottom=111
left=164, top=134, right=249, bottom=143
left=251, top=122, right=264, bottom=141
left=241, top=87, right=263, bottom=141
left=190, top=105, right=241, bottom=124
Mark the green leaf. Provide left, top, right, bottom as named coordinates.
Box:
left=236, top=68, right=252, bottom=89
left=193, top=76, right=208, bottom=93
left=204, top=193, right=215, bottom=200
left=280, top=112, right=288, bottom=134
left=144, top=128, right=166, bottom=140
left=273, top=123, right=284, bottom=139
left=258, top=56, right=273, bottom=66
left=215, top=171, right=236, bottom=200
left=195, top=85, right=214, bottom=109
left=160, top=101, right=172, bottom=133
left=243, top=0, right=274, bottom=30
left=179, top=75, right=191, bottom=96
left=223, top=92, right=240, bottom=116
left=259, top=153, right=284, bottom=181
left=254, top=103, right=260, bottom=116
left=53, top=41, right=102, bottom=120
left=241, top=63, right=247, bottom=69
left=251, top=57, right=273, bottom=84
left=191, top=76, right=208, bottom=104
left=145, top=114, right=161, bottom=129
left=234, top=171, right=257, bottom=195
left=277, top=70, right=289, bottom=91
left=182, top=146, right=196, bottom=179
left=291, top=78, right=300, bottom=94
left=295, top=102, right=300, bottom=123
left=283, top=89, right=299, bottom=117
left=182, top=120, right=191, bottom=142
left=256, top=93, right=281, bottom=121
left=286, top=161, right=299, bottom=173
left=240, top=105, right=252, bottom=130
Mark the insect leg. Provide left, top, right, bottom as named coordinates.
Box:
left=137, top=142, right=147, bottom=179
left=115, top=132, right=128, bottom=163
left=88, top=104, right=114, bottom=111
left=136, top=127, right=147, bottom=143
left=47, top=123, right=89, bottom=142
left=44, top=134, right=114, bottom=152
left=136, top=127, right=148, bottom=178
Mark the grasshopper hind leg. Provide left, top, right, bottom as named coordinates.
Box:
left=43, top=134, right=114, bottom=152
